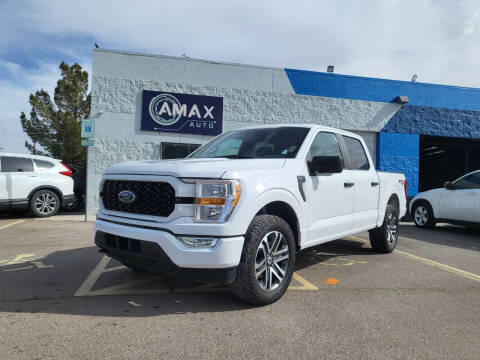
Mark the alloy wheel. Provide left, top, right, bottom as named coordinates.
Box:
left=414, top=206, right=428, bottom=226
left=386, top=212, right=398, bottom=244
left=255, top=231, right=290, bottom=291
left=35, top=194, right=57, bottom=215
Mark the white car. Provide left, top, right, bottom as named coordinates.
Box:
left=410, top=170, right=480, bottom=229
left=0, top=153, right=75, bottom=217
left=95, top=125, right=407, bottom=305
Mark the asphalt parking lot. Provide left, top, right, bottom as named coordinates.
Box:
left=0, top=214, right=479, bottom=359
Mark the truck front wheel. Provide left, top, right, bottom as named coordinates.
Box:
left=369, top=203, right=399, bottom=253
left=231, top=215, right=296, bottom=306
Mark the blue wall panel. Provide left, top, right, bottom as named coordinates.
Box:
left=377, top=132, right=419, bottom=196
left=383, top=105, right=480, bottom=138
left=285, top=68, right=480, bottom=111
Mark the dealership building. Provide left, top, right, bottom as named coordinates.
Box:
left=86, top=48, right=480, bottom=216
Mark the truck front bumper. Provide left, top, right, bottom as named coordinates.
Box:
left=95, top=219, right=244, bottom=283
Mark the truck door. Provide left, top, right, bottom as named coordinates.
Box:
left=340, top=136, right=380, bottom=232
left=303, top=132, right=355, bottom=246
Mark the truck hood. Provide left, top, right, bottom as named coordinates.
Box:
left=104, top=158, right=286, bottom=178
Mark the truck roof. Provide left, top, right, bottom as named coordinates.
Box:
left=238, top=124, right=361, bottom=138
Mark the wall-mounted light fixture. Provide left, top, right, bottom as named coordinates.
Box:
left=395, top=95, right=410, bottom=104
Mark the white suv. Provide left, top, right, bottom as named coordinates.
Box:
left=0, top=153, right=75, bottom=217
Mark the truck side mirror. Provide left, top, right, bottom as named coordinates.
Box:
left=308, top=156, right=343, bottom=175
left=444, top=181, right=454, bottom=190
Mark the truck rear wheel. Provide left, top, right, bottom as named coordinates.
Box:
left=369, top=203, right=398, bottom=253
left=230, top=215, right=296, bottom=306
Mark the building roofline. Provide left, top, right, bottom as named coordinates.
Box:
left=286, top=68, right=480, bottom=92
left=93, top=48, right=480, bottom=91
left=93, top=48, right=286, bottom=72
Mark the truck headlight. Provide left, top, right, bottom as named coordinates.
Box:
left=183, top=180, right=240, bottom=222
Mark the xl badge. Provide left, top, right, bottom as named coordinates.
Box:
left=118, top=190, right=136, bottom=204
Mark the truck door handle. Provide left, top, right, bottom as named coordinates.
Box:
left=371, top=182, right=379, bottom=187
left=344, top=182, right=354, bottom=188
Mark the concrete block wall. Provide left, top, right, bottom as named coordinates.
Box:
left=383, top=105, right=480, bottom=139
left=377, top=132, right=419, bottom=196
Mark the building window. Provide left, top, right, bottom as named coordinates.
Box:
left=161, top=142, right=201, bottom=159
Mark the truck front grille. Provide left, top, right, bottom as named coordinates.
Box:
left=102, top=180, right=176, bottom=217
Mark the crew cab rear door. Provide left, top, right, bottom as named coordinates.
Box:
left=339, top=135, right=380, bottom=232
left=303, top=131, right=354, bottom=246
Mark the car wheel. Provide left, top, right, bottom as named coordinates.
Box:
left=30, top=190, right=60, bottom=218
left=230, top=215, right=296, bottom=306
left=412, top=201, right=436, bottom=229
left=369, top=203, right=399, bottom=253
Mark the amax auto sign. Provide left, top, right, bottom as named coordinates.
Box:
left=141, top=90, right=223, bottom=135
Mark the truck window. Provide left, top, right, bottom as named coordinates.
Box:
left=1, top=156, right=34, bottom=172
left=343, top=136, right=370, bottom=170
left=189, top=127, right=310, bottom=159
left=307, top=132, right=343, bottom=161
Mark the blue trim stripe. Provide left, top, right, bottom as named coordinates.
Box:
left=285, top=68, right=480, bottom=112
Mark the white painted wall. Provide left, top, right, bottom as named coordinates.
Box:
left=87, top=49, right=398, bottom=215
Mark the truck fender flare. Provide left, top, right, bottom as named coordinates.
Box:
left=377, top=186, right=404, bottom=227
left=241, top=188, right=306, bottom=237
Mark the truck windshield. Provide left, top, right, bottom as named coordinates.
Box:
left=188, top=127, right=311, bottom=159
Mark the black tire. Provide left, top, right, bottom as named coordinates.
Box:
left=369, top=203, right=399, bottom=253
left=230, top=215, right=296, bottom=306
left=412, top=200, right=436, bottom=229
left=30, top=190, right=60, bottom=218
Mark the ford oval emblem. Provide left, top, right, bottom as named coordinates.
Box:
left=118, top=190, right=136, bottom=204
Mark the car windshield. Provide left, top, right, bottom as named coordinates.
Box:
left=188, top=127, right=311, bottom=159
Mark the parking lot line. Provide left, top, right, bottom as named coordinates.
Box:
left=288, top=272, right=319, bottom=290
left=349, top=235, right=480, bottom=283
left=0, top=219, right=26, bottom=230
left=74, top=255, right=111, bottom=296
left=75, top=255, right=321, bottom=296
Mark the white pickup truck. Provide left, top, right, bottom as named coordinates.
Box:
left=95, top=125, right=407, bottom=305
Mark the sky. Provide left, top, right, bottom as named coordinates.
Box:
left=1, top=0, right=479, bottom=153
